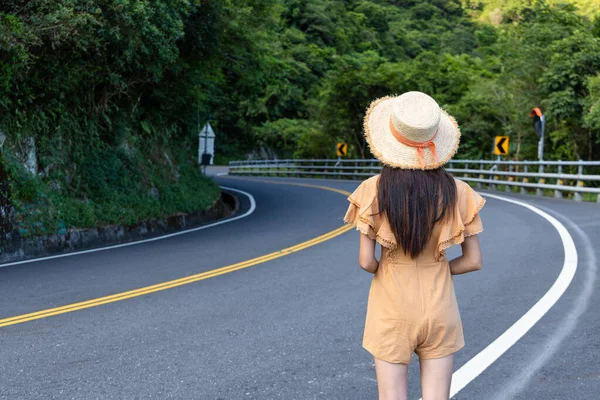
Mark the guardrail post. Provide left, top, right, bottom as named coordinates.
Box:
left=536, top=163, right=544, bottom=196
left=521, top=165, right=528, bottom=195
left=506, top=163, right=513, bottom=193
left=574, top=160, right=583, bottom=202
left=490, top=161, right=497, bottom=191
left=334, top=160, right=338, bottom=180
left=478, top=162, right=483, bottom=189
left=554, top=162, right=563, bottom=199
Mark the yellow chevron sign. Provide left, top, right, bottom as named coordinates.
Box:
left=336, top=142, right=348, bottom=157
left=494, top=136, right=509, bottom=155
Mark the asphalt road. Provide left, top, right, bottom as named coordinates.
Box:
left=0, top=175, right=598, bottom=400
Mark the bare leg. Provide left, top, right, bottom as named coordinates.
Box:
left=419, top=354, right=454, bottom=400
left=374, top=357, right=409, bottom=400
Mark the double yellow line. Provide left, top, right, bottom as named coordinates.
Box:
left=222, top=175, right=352, bottom=196
left=0, top=179, right=353, bottom=328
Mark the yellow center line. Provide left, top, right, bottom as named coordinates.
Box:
left=220, top=175, right=353, bottom=197
left=0, top=179, right=353, bottom=328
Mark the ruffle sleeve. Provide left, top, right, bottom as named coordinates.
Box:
left=343, top=176, right=398, bottom=249
left=437, top=180, right=485, bottom=260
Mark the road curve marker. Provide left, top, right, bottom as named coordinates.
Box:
left=0, top=182, right=353, bottom=328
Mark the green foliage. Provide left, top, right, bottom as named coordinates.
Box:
left=583, top=74, right=600, bottom=133
left=538, top=32, right=600, bottom=159
left=240, top=0, right=599, bottom=161
left=1, top=0, right=600, bottom=238
left=2, top=149, right=219, bottom=237
left=0, top=0, right=227, bottom=236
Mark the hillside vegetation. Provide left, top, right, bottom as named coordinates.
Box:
left=1, top=0, right=599, bottom=236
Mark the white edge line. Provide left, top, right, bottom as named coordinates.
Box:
left=441, top=193, right=578, bottom=398
left=0, top=186, right=256, bottom=268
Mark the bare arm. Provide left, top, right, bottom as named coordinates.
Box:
left=449, top=235, right=482, bottom=275
left=358, top=233, right=379, bottom=274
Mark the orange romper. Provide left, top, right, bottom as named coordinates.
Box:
left=344, top=175, right=485, bottom=364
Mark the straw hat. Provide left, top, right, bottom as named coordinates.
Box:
left=364, top=91, right=461, bottom=170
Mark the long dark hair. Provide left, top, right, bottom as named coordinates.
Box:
left=378, top=166, right=457, bottom=258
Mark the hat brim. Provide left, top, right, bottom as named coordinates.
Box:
left=364, top=96, right=461, bottom=170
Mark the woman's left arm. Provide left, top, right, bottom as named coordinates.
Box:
left=358, top=233, right=379, bottom=274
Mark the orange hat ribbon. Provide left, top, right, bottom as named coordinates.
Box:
left=388, top=118, right=439, bottom=168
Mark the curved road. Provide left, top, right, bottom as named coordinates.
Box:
left=0, top=175, right=598, bottom=399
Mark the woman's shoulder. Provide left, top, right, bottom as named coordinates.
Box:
left=451, top=177, right=486, bottom=218
left=353, top=174, right=380, bottom=193
left=452, top=177, right=470, bottom=192
left=347, top=175, right=381, bottom=211
left=452, top=177, right=481, bottom=198
left=365, top=174, right=381, bottom=185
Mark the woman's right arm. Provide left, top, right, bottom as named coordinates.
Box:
left=358, top=232, right=379, bottom=274
left=449, top=235, right=482, bottom=275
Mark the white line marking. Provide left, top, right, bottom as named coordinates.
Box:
left=216, top=172, right=229, bottom=176
left=492, top=210, right=595, bottom=400
left=435, top=193, right=578, bottom=399
left=0, top=186, right=256, bottom=268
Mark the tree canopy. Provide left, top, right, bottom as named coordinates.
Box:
left=2, top=0, right=600, bottom=163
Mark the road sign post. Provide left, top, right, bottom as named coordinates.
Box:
left=199, top=121, right=216, bottom=174
left=530, top=107, right=545, bottom=161
left=538, top=115, right=545, bottom=161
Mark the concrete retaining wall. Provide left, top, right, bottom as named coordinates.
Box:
left=0, top=191, right=238, bottom=264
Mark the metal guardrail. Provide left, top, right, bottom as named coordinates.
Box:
left=229, top=159, right=600, bottom=203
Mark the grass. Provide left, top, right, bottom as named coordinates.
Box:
left=5, top=151, right=221, bottom=238
left=582, top=193, right=599, bottom=202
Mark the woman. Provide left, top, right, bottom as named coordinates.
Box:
left=344, top=91, right=485, bottom=400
